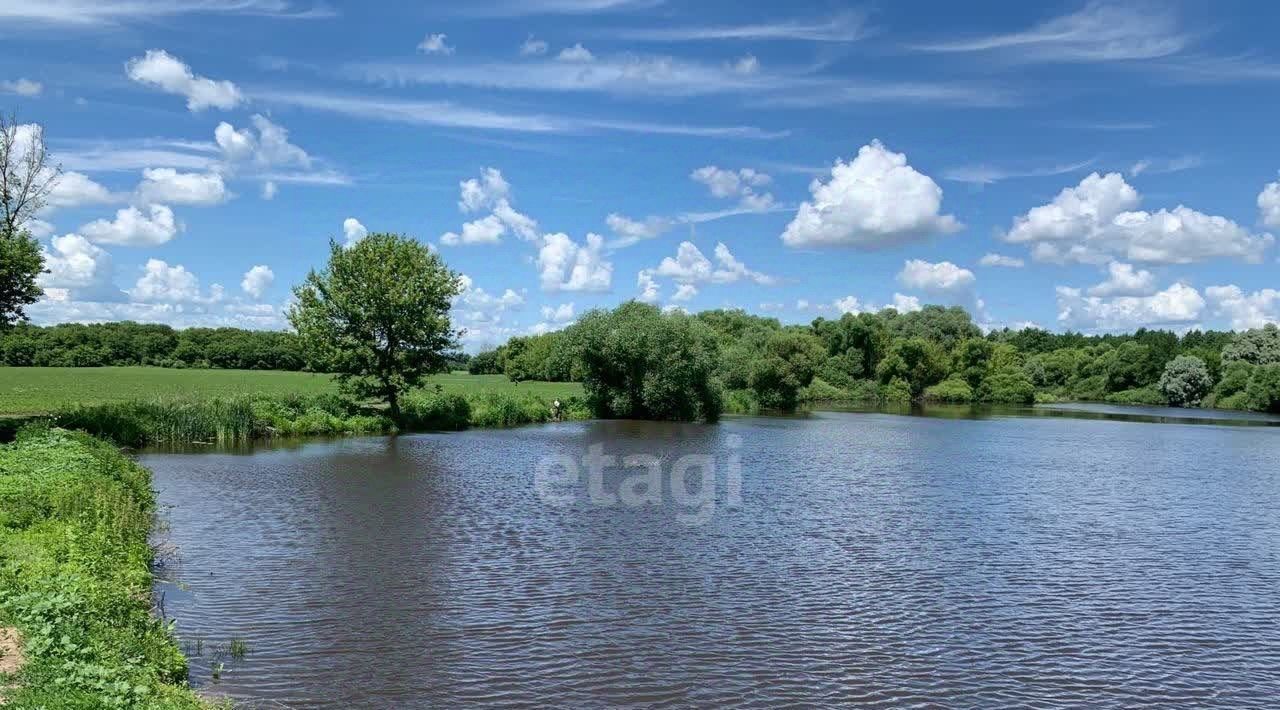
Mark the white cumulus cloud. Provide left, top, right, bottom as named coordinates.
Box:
left=540, top=302, right=576, bottom=323
left=691, top=165, right=774, bottom=212
left=1205, top=285, right=1280, bottom=330
left=1056, top=282, right=1205, bottom=331
left=125, top=49, right=243, bottom=111
left=215, top=114, right=312, bottom=171
left=654, top=241, right=776, bottom=286
left=46, top=171, right=115, bottom=209
left=538, top=232, right=612, bottom=292
left=136, top=168, right=229, bottom=206
left=342, top=217, right=368, bottom=247
left=605, top=213, right=674, bottom=248
left=1006, top=172, right=1272, bottom=264
left=39, top=234, right=113, bottom=293
left=1258, top=179, right=1280, bottom=229
left=898, top=259, right=975, bottom=292
left=129, top=259, right=213, bottom=303
left=240, top=264, right=274, bottom=298
left=978, top=253, right=1025, bottom=268
left=782, top=140, right=960, bottom=248
left=1086, top=261, right=1157, bottom=297
left=80, top=205, right=180, bottom=246
left=443, top=168, right=538, bottom=245
left=417, top=33, right=455, bottom=55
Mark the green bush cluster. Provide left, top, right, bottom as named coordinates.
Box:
left=0, top=428, right=210, bottom=708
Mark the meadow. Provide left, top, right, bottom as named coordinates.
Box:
left=0, top=367, right=582, bottom=416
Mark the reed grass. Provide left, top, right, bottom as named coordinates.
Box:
left=53, top=389, right=593, bottom=447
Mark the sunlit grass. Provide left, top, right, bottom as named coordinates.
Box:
left=0, top=367, right=582, bottom=415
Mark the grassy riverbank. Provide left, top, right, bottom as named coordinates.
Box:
left=0, top=427, right=211, bottom=708
left=0, top=367, right=582, bottom=416
left=48, top=387, right=592, bottom=448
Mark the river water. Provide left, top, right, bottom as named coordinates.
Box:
left=143, top=405, right=1280, bottom=708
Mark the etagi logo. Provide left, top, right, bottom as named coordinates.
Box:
left=534, top=435, right=743, bottom=525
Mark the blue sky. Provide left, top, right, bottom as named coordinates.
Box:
left=4, top=0, right=1279, bottom=349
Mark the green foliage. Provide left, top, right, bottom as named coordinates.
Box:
left=1245, top=364, right=1280, bottom=413
left=567, top=302, right=722, bottom=422
left=889, top=305, right=982, bottom=351
left=812, top=312, right=890, bottom=375
left=881, top=377, right=913, bottom=403
left=747, top=330, right=826, bottom=410
left=0, top=429, right=208, bottom=708
left=53, top=394, right=390, bottom=446
left=500, top=333, right=576, bottom=383
left=876, top=337, right=948, bottom=397
left=401, top=387, right=471, bottom=431
left=1103, top=342, right=1154, bottom=392
left=0, top=322, right=304, bottom=370
left=953, top=338, right=995, bottom=389
left=722, top=389, right=761, bottom=415
left=923, top=376, right=974, bottom=403
left=1157, top=355, right=1213, bottom=407
left=797, top=377, right=847, bottom=403
left=0, top=227, right=43, bottom=329
left=1222, top=324, right=1280, bottom=366
left=1105, top=387, right=1166, bottom=406
left=467, top=348, right=503, bottom=375
left=289, top=234, right=462, bottom=420
left=980, top=366, right=1036, bottom=404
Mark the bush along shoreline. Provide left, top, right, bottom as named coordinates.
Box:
left=49, top=388, right=593, bottom=448
left=0, top=427, right=213, bottom=708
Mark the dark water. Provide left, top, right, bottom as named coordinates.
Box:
left=144, top=409, right=1280, bottom=708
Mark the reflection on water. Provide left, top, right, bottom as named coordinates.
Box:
left=811, top=400, right=1280, bottom=427
left=145, top=411, right=1280, bottom=708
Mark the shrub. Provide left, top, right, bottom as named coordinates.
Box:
left=848, top=379, right=881, bottom=402
left=881, top=377, right=913, bottom=403
left=465, top=391, right=553, bottom=428
left=923, top=377, right=974, bottom=403
left=1157, top=355, right=1213, bottom=407
left=722, top=389, right=761, bottom=415
left=1105, top=387, right=1165, bottom=405
left=981, top=366, right=1036, bottom=404
left=1245, top=364, right=1280, bottom=413
left=402, top=388, right=471, bottom=431
left=798, top=377, right=848, bottom=403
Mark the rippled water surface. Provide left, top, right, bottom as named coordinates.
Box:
left=143, top=411, right=1280, bottom=708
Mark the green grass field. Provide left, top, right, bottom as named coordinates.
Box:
left=0, top=367, right=582, bottom=415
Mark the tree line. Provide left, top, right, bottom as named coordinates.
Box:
left=0, top=322, right=309, bottom=370
left=471, top=304, right=1280, bottom=419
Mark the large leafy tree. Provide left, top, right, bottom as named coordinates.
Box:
left=876, top=337, right=949, bottom=398
left=289, top=234, right=462, bottom=420
left=566, top=301, right=722, bottom=422
left=1, top=113, right=59, bottom=328
left=1158, top=355, right=1213, bottom=408
left=0, top=227, right=43, bottom=329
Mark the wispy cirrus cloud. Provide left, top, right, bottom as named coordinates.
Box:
left=343, top=53, right=1019, bottom=108
left=0, top=0, right=335, bottom=27
left=942, top=158, right=1096, bottom=185
left=605, top=10, right=871, bottom=42
left=1128, top=154, right=1204, bottom=177
left=251, top=88, right=787, bottom=139
left=910, top=1, right=1191, bottom=63
left=454, top=0, right=661, bottom=17
left=910, top=1, right=1280, bottom=85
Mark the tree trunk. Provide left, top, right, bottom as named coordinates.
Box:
left=387, top=388, right=402, bottom=424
